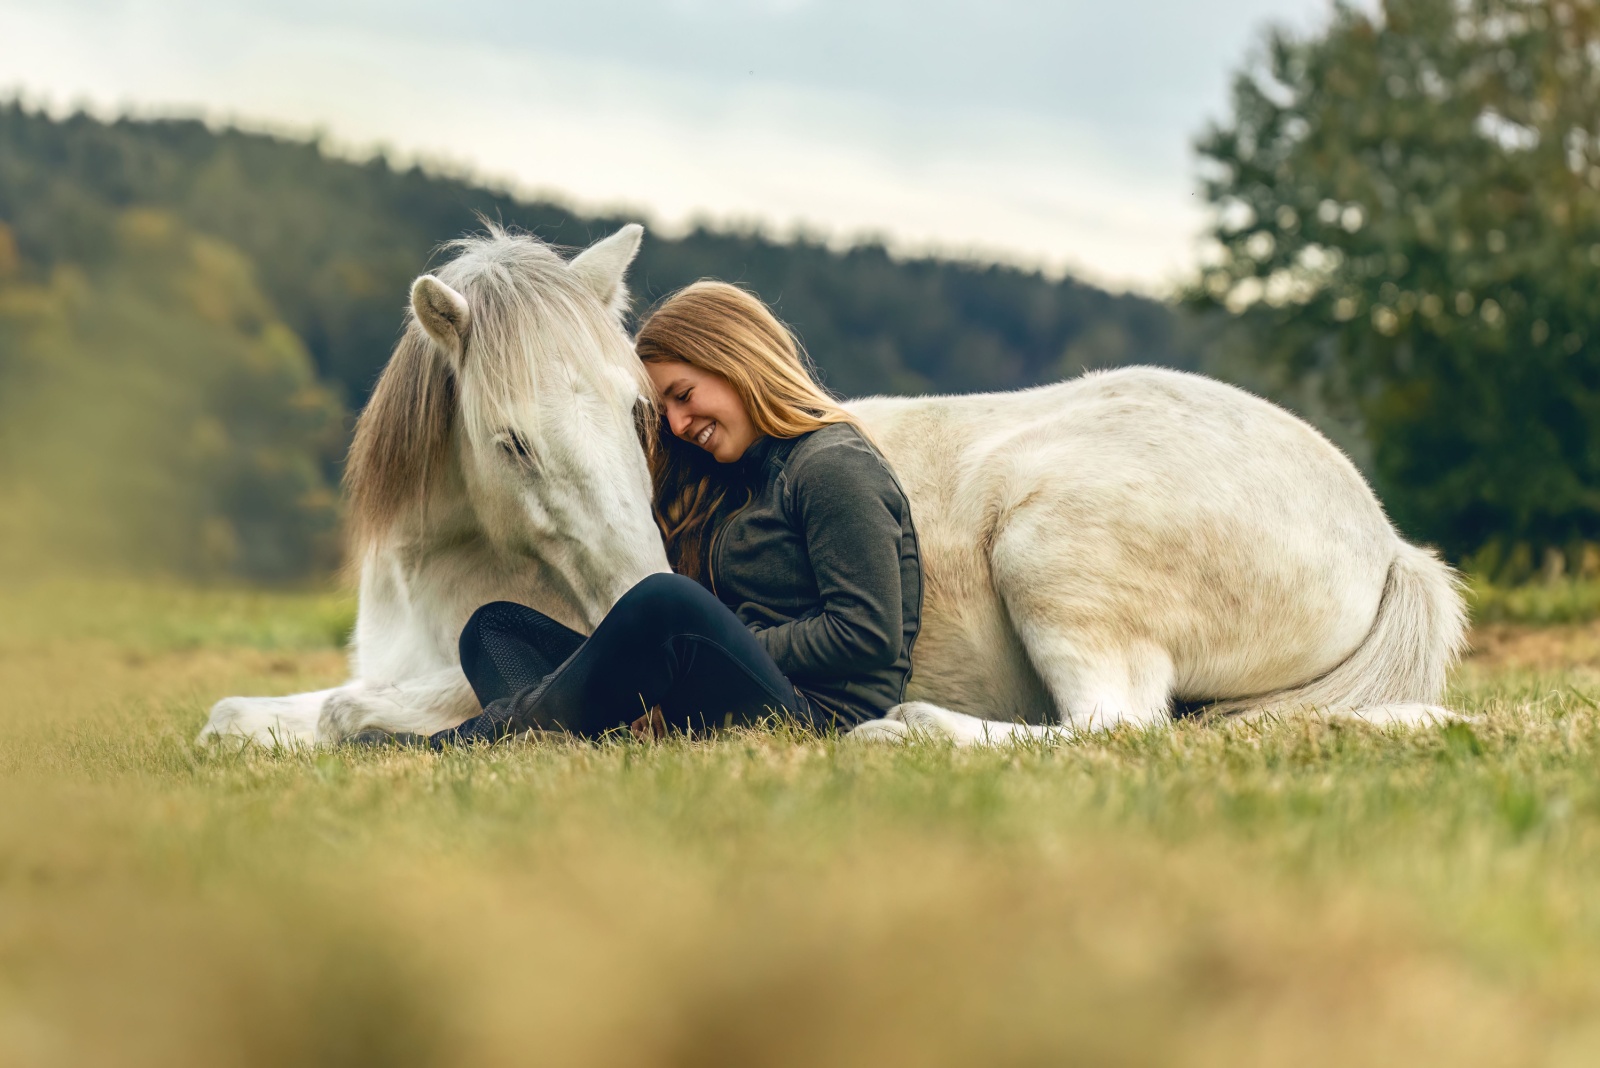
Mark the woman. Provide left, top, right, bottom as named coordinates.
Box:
left=431, top=281, right=922, bottom=746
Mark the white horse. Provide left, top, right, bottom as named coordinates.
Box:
left=200, top=226, right=1466, bottom=748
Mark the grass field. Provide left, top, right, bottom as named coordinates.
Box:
left=7, top=582, right=1600, bottom=1066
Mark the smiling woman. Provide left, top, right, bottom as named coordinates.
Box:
left=635, top=281, right=863, bottom=576
left=438, top=280, right=925, bottom=744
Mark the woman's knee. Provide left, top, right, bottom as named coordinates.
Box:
left=459, top=600, right=528, bottom=654
left=612, top=572, right=725, bottom=630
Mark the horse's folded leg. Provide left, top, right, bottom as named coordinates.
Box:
left=885, top=702, right=1011, bottom=746
left=197, top=689, right=335, bottom=747
left=1338, top=703, right=1463, bottom=728
left=317, top=690, right=369, bottom=743
left=316, top=669, right=479, bottom=744
left=877, top=702, right=1075, bottom=747
left=844, top=718, right=910, bottom=743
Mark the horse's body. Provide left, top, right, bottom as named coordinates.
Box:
left=846, top=372, right=1464, bottom=742
left=200, top=228, right=1465, bottom=748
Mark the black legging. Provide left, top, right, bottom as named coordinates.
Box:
left=452, top=572, right=825, bottom=739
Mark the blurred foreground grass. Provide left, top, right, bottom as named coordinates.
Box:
left=7, top=584, right=1600, bottom=1064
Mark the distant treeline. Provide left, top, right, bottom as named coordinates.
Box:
left=0, top=104, right=1207, bottom=403
left=0, top=103, right=1209, bottom=580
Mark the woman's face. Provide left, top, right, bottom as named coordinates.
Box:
left=644, top=359, right=762, bottom=463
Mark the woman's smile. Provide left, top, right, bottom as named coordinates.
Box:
left=643, top=358, right=759, bottom=462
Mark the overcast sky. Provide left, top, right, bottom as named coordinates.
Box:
left=0, top=0, right=1348, bottom=293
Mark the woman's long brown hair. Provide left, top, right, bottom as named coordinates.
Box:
left=635, top=281, right=859, bottom=580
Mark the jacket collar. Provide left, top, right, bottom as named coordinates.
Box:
left=736, top=433, right=786, bottom=479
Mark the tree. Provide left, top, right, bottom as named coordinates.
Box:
left=0, top=212, right=344, bottom=582
left=1194, top=0, right=1600, bottom=566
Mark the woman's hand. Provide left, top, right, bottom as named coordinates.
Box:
left=630, top=705, right=666, bottom=742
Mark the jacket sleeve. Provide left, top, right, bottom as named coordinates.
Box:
left=751, top=438, right=904, bottom=678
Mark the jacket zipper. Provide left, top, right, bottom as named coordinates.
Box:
left=707, top=496, right=752, bottom=599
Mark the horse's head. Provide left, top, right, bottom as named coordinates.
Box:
left=346, top=225, right=669, bottom=624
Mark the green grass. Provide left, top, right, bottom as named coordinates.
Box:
left=0, top=575, right=356, bottom=652
left=6, top=583, right=1600, bottom=1065
left=1467, top=574, right=1600, bottom=625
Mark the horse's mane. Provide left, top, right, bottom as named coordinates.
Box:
left=344, top=325, right=456, bottom=553
left=343, top=228, right=643, bottom=553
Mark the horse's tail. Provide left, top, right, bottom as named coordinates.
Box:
left=1207, top=541, right=1469, bottom=722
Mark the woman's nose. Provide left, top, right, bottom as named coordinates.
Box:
left=668, top=405, right=693, bottom=439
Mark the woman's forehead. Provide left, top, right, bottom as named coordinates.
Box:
left=645, top=359, right=699, bottom=392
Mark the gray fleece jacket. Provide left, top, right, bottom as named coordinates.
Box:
left=702, top=422, right=923, bottom=727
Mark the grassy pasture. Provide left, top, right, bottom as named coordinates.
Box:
left=6, top=584, right=1600, bottom=1065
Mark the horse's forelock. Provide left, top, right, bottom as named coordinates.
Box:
left=445, top=232, right=645, bottom=439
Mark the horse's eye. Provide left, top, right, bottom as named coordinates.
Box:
left=497, top=431, right=536, bottom=468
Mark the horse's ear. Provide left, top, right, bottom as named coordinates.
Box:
left=569, top=223, right=643, bottom=315
left=411, top=275, right=471, bottom=364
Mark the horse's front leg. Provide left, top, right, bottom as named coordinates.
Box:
left=317, top=667, right=479, bottom=743
left=849, top=702, right=1074, bottom=746
left=200, top=686, right=350, bottom=748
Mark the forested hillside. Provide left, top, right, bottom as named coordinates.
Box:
left=0, top=104, right=1205, bottom=404
left=0, top=103, right=1209, bottom=581
left=0, top=210, right=343, bottom=580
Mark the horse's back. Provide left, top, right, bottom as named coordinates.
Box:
left=854, top=367, right=1399, bottom=704
left=855, top=367, right=1386, bottom=547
